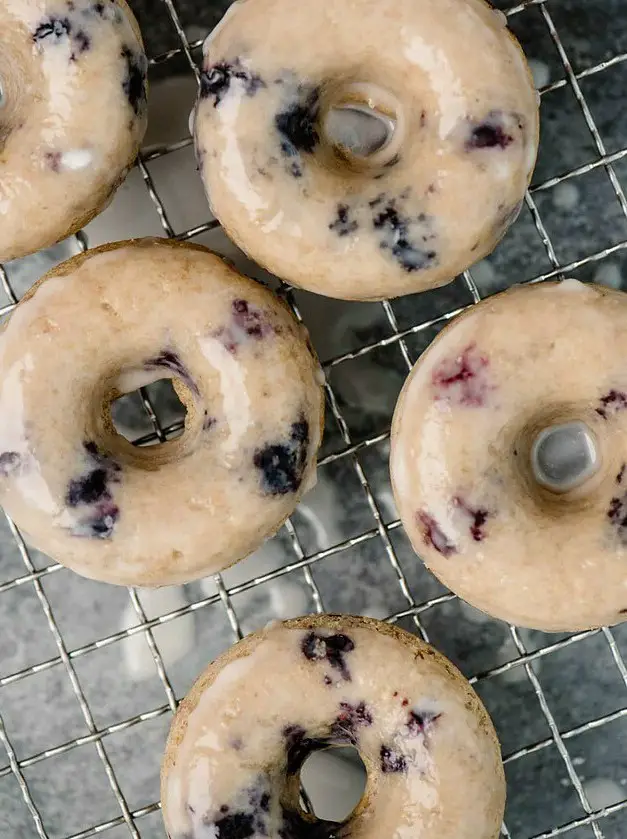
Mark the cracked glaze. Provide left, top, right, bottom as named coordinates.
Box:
left=0, top=239, right=324, bottom=586
left=161, top=616, right=505, bottom=839
left=391, top=280, right=627, bottom=632
left=0, top=0, right=147, bottom=261
left=193, top=0, right=538, bottom=301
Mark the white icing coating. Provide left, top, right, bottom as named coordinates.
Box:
left=0, top=0, right=147, bottom=262
left=0, top=239, right=325, bottom=586
left=194, top=0, right=539, bottom=300
left=390, top=280, right=627, bottom=630
left=161, top=617, right=505, bottom=839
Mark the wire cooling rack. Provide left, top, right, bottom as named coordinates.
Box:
left=1, top=1, right=627, bottom=837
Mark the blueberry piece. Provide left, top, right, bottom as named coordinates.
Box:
left=466, top=112, right=516, bottom=150
left=372, top=200, right=436, bottom=273
left=380, top=744, right=407, bottom=774
left=275, top=88, right=320, bottom=161
left=71, top=500, right=120, bottom=539
left=329, top=204, right=358, bottom=237
left=0, top=452, right=21, bottom=477
left=453, top=496, right=490, bottom=542
left=301, top=631, right=354, bottom=681
left=597, top=389, right=627, bottom=419
left=66, top=468, right=109, bottom=507
left=431, top=343, right=491, bottom=407
left=33, top=17, right=72, bottom=43
left=253, top=419, right=309, bottom=496
left=210, top=811, right=255, bottom=839
left=121, top=46, right=147, bottom=116
left=200, top=60, right=265, bottom=107
left=406, top=709, right=441, bottom=737
left=145, top=348, right=200, bottom=396
left=617, top=465, right=625, bottom=485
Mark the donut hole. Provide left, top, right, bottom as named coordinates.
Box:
left=319, top=82, right=404, bottom=173
left=109, top=377, right=187, bottom=446
left=298, top=745, right=367, bottom=823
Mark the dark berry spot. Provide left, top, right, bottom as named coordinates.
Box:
left=0, top=452, right=21, bottom=477
left=253, top=419, right=309, bottom=496
left=372, top=200, right=436, bottom=273
left=71, top=29, right=90, bottom=58
left=329, top=204, right=358, bottom=237
left=210, top=810, right=255, bottom=839
left=301, top=630, right=354, bottom=681
left=145, top=349, right=200, bottom=396
left=453, top=496, right=490, bottom=542
left=275, top=88, right=320, bottom=171
left=467, top=112, right=515, bottom=150
left=121, top=46, right=147, bottom=116
left=406, top=709, right=441, bottom=737
left=618, top=465, right=626, bottom=485
left=330, top=701, right=373, bottom=744
left=33, top=17, right=72, bottom=43
left=71, top=499, right=120, bottom=539
left=66, top=468, right=108, bottom=507
left=432, top=343, right=492, bottom=407
left=283, top=725, right=325, bottom=774
left=416, top=511, right=456, bottom=557
left=200, top=59, right=265, bottom=107
left=597, top=390, right=627, bottom=419
left=608, top=493, right=627, bottom=545
left=380, top=744, right=407, bottom=774
left=44, top=151, right=62, bottom=173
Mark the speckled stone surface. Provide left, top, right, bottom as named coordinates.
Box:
left=1, top=2, right=627, bottom=839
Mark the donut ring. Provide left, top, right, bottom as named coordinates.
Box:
left=0, top=239, right=324, bottom=586
left=391, top=280, right=627, bottom=631
left=193, top=0, right=539, bottom=301
left=0, top=0, right=147, bottom=262
left=161, top=614, right=505, bottom=839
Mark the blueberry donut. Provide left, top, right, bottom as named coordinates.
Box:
left=390, top=280, right=627, bottom=631
left=0, top=238, right=324, bottom=586
left=0, top=0, right=147, bottom=262
left=193, top=0, right=538, bottom=301
left=161, top=615, right=505, bottom=839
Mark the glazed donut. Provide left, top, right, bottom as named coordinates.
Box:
left=0, top=0, right=147, bottom=262
left=0, top=238, right=324, bottom=586
left=390, top=280, right=627, bottom=632
left=161, top=614, right=505, bottom=839
left=193, top=0, right=538, bottom=301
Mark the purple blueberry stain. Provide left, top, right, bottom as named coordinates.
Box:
left=453, top=496, right=490, bottom=542
left=597, top=390, right=627, bottom=419
left=144, top=348, right=200, bottom=397
left=380, top=745, right=407, bottom=774
left=466, top=111, right=520, bottom=151
left=253, top=418, right=309, bottom=496
left=416, top=511, right=456, bottom=557
left=0, top=452, right=21, bottom=477
left=301, top=630, right=354, bottom=681
left=372, top=198, right=437, bottom=273
left=32, top=15, right=90, bottom=60
left=431, top=343, right=492, bottom=407
left=406, top=709, right=442, bottom=738
left=275, top=86, right=320, bottom=177
left=200, top=59, right=265, bottom=107
left=618, top=465, right=626, bottom=485
left=208, top=811, right=255, bottom=839
left=66, top=442, right=121, bottom=539
left=329, top=204, right=358, bottom=237
left=216, top=299, right=276, bottom=353
left=121, top=46, right=147, bottom=116
left=608, top=493, right=627, bottom=545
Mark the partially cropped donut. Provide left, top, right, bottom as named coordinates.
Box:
left=391, top=280, right=627, bottom=632
left=193, top=0, right=539, bottom=301
left=161, top=615, right=505, bottom=839
left=0, top=0, right=147, bottom=262
left=0, top=239, right=324, bottom=586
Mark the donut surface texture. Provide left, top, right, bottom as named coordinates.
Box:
left=391, top=280, right=627, bottom=631
left=193, top=0, right=539, bottom=301
left=0, top=0, right=147, bottom=262
left=0, top=239, right=324, bottom=586
left=161, top=615, right=505, bottom=839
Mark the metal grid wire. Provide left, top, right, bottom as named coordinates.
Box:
left=1, top=1, right=627, bottom=837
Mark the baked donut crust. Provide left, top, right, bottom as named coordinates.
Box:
left=391, top=279, right=627, bottom=631
left=161, top=614, right=505, bottom=839
left=193, top=0, right=539, bottom=300
left=0, top=238, right=324, bottom=586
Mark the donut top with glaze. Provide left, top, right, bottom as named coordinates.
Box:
left=194, top=0, right=538, bottom=299
left=0, top=0, right=147, bottom=261
left=162, top=617, right=504, bottom=839
left=391, top=280, right=627, bottom=630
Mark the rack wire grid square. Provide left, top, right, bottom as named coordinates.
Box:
left=1, top=1, right=627, bottom=838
